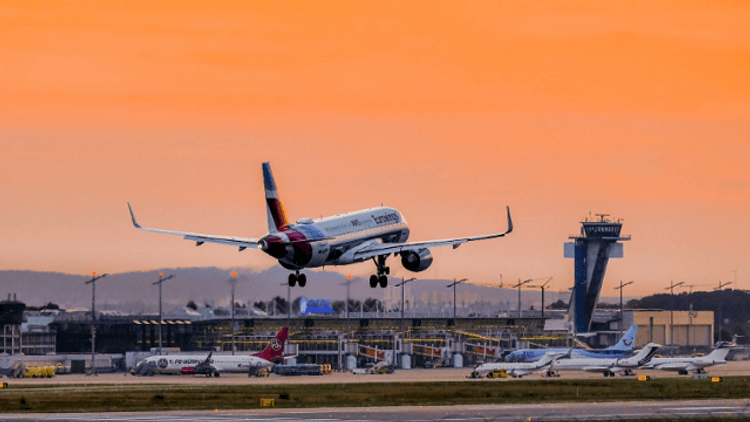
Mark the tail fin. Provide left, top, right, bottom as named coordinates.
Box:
left=703, top=342, right=732, bottom=361
left=606, top=325, right=638, bottom=351
left=635, top=343, right=660, bottom=365
left=263, top=162, right=289, bottom=232
left=535, top=351, right=560, bottom=368
left=253, top=327, right=288, bottom=364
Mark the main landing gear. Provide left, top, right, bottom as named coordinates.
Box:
left=288, top=271, right=306, bottom=287
left=369, top=255, right=390, bottom=288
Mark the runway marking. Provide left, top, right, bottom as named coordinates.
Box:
left=442, top=419, right=519, bottom=422
left=664, top=406, right=742, bottom=410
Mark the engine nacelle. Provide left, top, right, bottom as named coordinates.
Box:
left=401, top=248, right=433, bottom=272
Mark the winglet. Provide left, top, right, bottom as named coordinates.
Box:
left=127, top=202, right=143, bottom=229
left=505, top=206, right=513, bottom=235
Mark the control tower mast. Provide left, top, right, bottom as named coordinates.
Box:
left=564, top=214, right=631, bottom=334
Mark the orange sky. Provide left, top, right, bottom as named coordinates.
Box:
left=1, top=1, right=748, bottom=297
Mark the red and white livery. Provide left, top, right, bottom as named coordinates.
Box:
left=128, top=162, right=512, bottom=288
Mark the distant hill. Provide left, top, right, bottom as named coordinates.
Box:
left=0, top=268, right=624, bottom=316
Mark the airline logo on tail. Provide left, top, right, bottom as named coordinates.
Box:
left=606, top=325, right=638, bottom=351
left=263, top=162, right=289, bottom=232
left=253, top=327, right=288, bottom=363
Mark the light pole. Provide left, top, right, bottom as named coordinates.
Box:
left=395, top=277, right=416, bottom=328
left=714, top=281, right=732, bottom=342
left=229, top=271, right=238, bottom=355
left=613, top=280, right=634, bottom=337
left=665, top=281, right=684, bottom=350
left=279, top=280, right=291, bottom=326
left=446, top=278, right=468, bottom=320
left=85, top=272, right=107, bottom=376
left=153, top=272, right=175, bottom=354
left=341, top=275, right=355, bottom=320
left=527, top=277, right=553, bottom=318
left=511, top=278, right=533, bottom=318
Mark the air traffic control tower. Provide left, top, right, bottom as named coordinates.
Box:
left=564, top=215, right=631, bottom=333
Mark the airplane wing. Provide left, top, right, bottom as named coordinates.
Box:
left=353, top=206, right=513, bottom=261
left=128, top=203, right=262, bottom=249
left=509, top=369, right=532, bottom=377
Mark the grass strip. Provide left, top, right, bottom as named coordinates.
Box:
left=1, top=377, right=750, bottom=413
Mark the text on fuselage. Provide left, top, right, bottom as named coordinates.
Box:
left=371, top=213, right=399, bottom=225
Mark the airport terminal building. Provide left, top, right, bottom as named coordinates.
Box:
left=2, top=301, right=717, bottom=372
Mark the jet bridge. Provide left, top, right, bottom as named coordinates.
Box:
left=564, top=215, right=630, bottom=334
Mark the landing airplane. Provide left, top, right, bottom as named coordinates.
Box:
left=644, top=342, right=731, bottom=375
left=128, top=162, right=513, bottom=288
left=550, top=342, right=660, bottom=377
left=471, top=350, right=568, bottom=378
left=132, top=327, right=288, bottom=377
left=505, top=325, right=638, bottom=362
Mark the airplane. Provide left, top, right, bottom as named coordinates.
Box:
left=132, top=327, right=288, bottom=377
left=505, top=325, right=638, bottom=362
left=644, top=342, right=732, bottom=375
left=128, top=162, right=513, bottom=288
left=470, top=350, right=568, bottom=379
left=549, top=342, right=660, bottom=377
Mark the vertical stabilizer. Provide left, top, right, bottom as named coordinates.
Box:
left=702, top=343, right=731, bottom=362
left=606, top=325, right=638, bottom=351
left=253, top=327, right=289, bottom=364
left=263, top=162, right=289, bottom=232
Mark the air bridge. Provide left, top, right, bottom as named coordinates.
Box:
left=565, top=214, right=630, bottom=333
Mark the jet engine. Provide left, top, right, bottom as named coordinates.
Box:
left=401, top=248, right=433, bottom=272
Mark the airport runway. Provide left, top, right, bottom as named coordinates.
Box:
left=6, top=360, right=750, bottom=386
left=2, top=399, right=750, bottom=421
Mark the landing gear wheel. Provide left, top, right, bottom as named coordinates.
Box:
left=213, top=372, right=220, bottom=377
left=384, top=267, right=390, bottom=275
left=298, top=273, right=307, bottom=287
left=288, top=273, right=297, bottom=287
left=379, top=275, right=388, bottom=288
left=369, top=275, right=378, bottom=288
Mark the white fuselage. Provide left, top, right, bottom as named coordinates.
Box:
left=646, top=349, right=729, bottom=373
left=475, top=361, right=548, bottom=377
left=262, top=207, right=410, bottom=268
left=474, top=351, right=563, bottom=377
left=552, top=343, right=660, bottom=374
left=137, top=354, right=273, bottom=375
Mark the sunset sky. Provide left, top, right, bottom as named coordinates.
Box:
left=1, top=1, right=748, bottom=298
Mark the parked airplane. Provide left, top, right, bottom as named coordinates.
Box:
left=644, top=342, right=732, bottom=375
left=132, top=327, right=288, bottom=377
left=471, top=351, right=568, bottom=378
left=128, top=162, right=513, bottom=288
left=505, top=325, right=638, bottom=362
left=550, top=342, right=661, bottom=377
